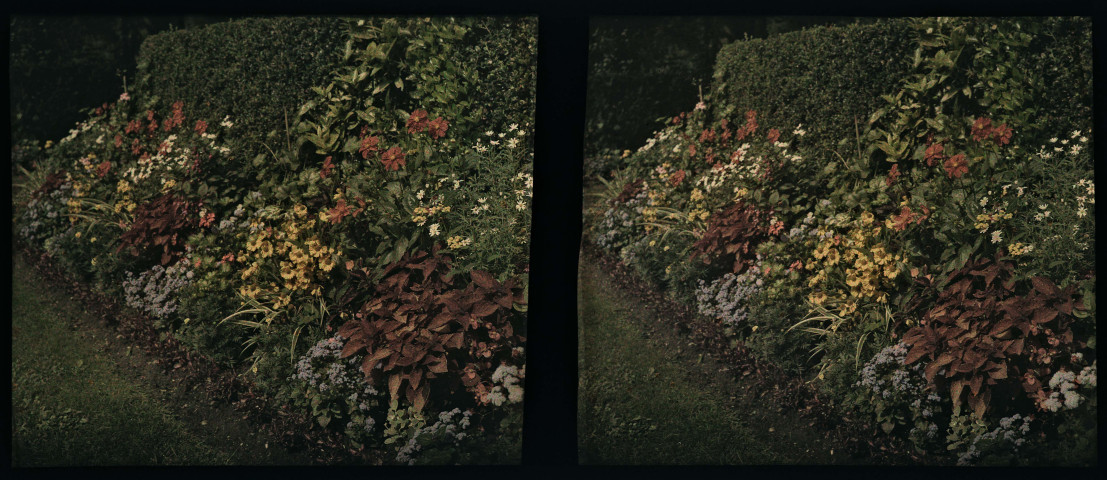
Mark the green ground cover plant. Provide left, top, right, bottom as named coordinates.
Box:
left=13, top=15, right=536, bottom=465
left=583, top=16, right=1094, bottom=466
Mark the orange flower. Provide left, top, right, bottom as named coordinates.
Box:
left=924, top=142, right=945, bottom=167
left=406, top=109, right=429, bottom=134
left=767, top=128, right=780, bottom=144
left=427, top=117, right=449, bottom=139
left=669, top=169, right=686, bottom=186
left=943, top=153, right=968, bottom=179
left=381, top=146, right=406, bottom=171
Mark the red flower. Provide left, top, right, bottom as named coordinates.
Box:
left=199, top=212, right=215, bottom=228
left=427, top=117, right=449, bottom=139
left=924, top=142, right=945, bottom=167
left=669, top=170, right=686, bottom=186
left=194, top=120, right=208, bottom=135
left=320, top=156, right=335, bottom=179
left=359, top=135, right=380, bottom=159
left=132, top=139, right=143, bottom=155
left=736, top=110, right=758, bottom=140
left=114, top=135, right=123, bottom=148
left=943, top=153, right=968, bottom=179
left=328, top=198, right=351, bottom=225
left=768, top=221, right=784, bottom=235
left=381, top=146, right=406, bottom=171
left=991, top=123, right=1013, bottom=146
left=125, top=120, right=141, bottom=135
left=687, top=144, right=696, bottom=157
left=220, top=253, right=235, bottom=265
left=767, top=128, right=780, bottom=144
left=699, top=128, right=716, bottom=143
left=885, top=163, right=900, bottom=187
left=971, top=117, right=993, bottom=142
left=163, top=101, right=185, bottom=131
left=96, top=160, right=111, bottom=178
left=406, top=109, right=429, bottom=134
left=892, top=206, right=916, bottom=231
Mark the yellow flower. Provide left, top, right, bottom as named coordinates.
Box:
left=825, top=248, right=840, bottom=266
left=838, top=301, right=857, bottom=316
left=259, top=241, right=274, bottom=258
left=293, top=204, right=308, bottom=218
left=809, top=291, right=828, bottom=306
left=90, top=237, right=97, bottom=243
left=883, top=264, right=899, bottom=280
left=75, top=231, right=82, bottom=238
left=845, top=270, right=861, bottom=288
left=860, top=211, right=874, bottom=225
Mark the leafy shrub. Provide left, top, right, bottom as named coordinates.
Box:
left=690, top=201, right=770, bottom=275
left=117, top=194, right=197, bottom=267
left=336, top=247, right=526, bottom=412
left=902, top=254, right=1087, bottom=418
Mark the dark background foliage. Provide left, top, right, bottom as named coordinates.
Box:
left=584, top=16, right=866, bottom=154
left=9, top=16, right=230, bottom=145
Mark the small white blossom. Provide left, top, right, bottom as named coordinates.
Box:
left=428, top=224, right=440, bottom=237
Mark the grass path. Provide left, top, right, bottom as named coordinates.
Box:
left=11, top=250, right=305, bottom=466
left=578, top=251, right=848, bottom=465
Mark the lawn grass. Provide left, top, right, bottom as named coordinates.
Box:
left=11, top=251, right=234, bottom=466
left=577, top=258, right=780, bottom=465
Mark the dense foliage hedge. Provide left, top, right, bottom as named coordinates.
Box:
left=709, top=19, right=916, bottom=162
left=584, top=17, right=862, bottom=157
left=135, top=17, right=348, bottom=156
left=709, top=17, right=1092, bottom=163
left=15, top=16, right=535, bottom=465
left=586, top=16, right=1095, bottom=466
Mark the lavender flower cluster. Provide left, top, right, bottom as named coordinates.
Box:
left=593, top=185, right=647, bottom=252
left=1039, top=360, right=1096, bottom=412
left=19, top=183, right=73, bottom=243
left=394, top=408, right=473, bottom=465
left=695, top=261, right=765, bottom=326
left=956, top=414, right=1033, bottom=466
left=857, top=342, right=944, bottom=440
left=487, top=364, right=525, bottom=407
left=293, top=334, right=382, bottom=437
left=122, top=261, right=194, bottom=319
left=215, top=203, right=249, bottom=231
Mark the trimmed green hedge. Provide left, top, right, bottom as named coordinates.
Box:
left=709, top=19, right=916, bottom=160
left=134, top=17, right=346, bottom=153
left=709, top=17, right=1091, bottom=159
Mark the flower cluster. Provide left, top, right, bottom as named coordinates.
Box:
left=122, top=260, right=195, bottom=319
left=956, top=414, right=1033, bottom=466
left=236, top=206, right=343, bottom=309
left=1038, top=360, right=1096, bottom=412
left=696, top=262, right=766, bottom=327
left=292, top=334, right=384, bottom=444
left=857, top=342, right=945, bottom=445
left=485, top=364, right=525, bottom=407
left=394, top=408, right=473, bottom=465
